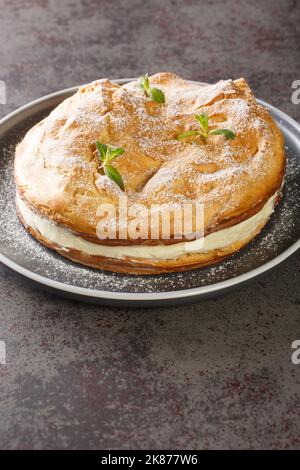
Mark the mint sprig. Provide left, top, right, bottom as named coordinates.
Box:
left=208, top=128, right=235, bottom=139
left=138, top=73, right=165, bottom=104
left=150, top=87, right=165, bottom=103
left=138, top=73, right=151, bottom=96
left=177, top=112, right=235, bottom=141
left=96, top=141, right=125, bottom=190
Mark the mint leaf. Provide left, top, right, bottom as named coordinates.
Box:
left=138, top=74, right=165, bottom=103
left=195, top=113, right=209, bottom=134
left=104, top=164, right=125, bottom=190
left=177, top=130, right=200, bottom=140
left=138, top=73, right=151, bottom=96
left=209, top=129, right=235, bottom=139
left=150, top=87, right=165, bottom=104
left=143, top=73, right=150, bottom=90
left=96, top=141, right=108, bottom=161
left=108, top=147, right=125, bottom=161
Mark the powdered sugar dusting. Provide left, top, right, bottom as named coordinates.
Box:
left=0, top=96, right=299, bottom=295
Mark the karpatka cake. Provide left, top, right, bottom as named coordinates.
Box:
left=15, top=73, right=285, bottom=274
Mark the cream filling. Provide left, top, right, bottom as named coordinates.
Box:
left=17, top=191, right=278, bottom=261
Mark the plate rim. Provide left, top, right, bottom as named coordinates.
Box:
left=0, top=79, right=299, bottom=302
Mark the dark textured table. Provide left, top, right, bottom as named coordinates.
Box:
left=0, top=0, right=299, bottom=450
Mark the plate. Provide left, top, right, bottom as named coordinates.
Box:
left=0, top=80, right=299, bottom=307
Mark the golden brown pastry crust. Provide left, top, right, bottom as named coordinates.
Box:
left=14, top=74, right=285, bottom=273
left=15, top=74, right=285, bottom=243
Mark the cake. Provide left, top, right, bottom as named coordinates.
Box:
left=15, top=73, right=285, bottom=274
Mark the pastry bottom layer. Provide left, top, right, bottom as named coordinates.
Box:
left=16, top=191, right=279, bottom=274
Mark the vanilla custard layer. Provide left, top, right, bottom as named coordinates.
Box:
left=17, top=191, right=278, bottom=261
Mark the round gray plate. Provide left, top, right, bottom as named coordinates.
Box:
left=0, top=80, right=299, bottom=307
